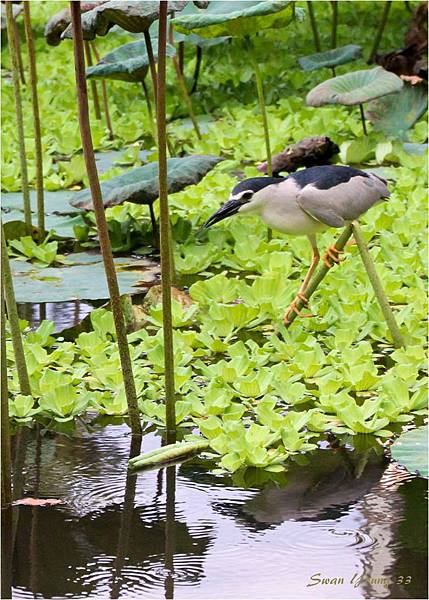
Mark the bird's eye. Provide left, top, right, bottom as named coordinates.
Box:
left=241, top=191, right=253, bottom=201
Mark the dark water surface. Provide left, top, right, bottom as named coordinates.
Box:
left=4, top=423, right=427, bottom=600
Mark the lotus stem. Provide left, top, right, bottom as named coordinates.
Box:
left=330, top=1, right=338, bottom=49
left=165, top=466, right=176, bottom=599
left=367, top=1, right=392, bottom=64
left=352, top=221, right=405, bottom=348
left=141, top=79, right=157, bottom=145
left=83, top=41, right=102, bottom=120
left=144, top=30, right=158, bottom=104
left=190, top=46, right=202, bottom=94
left=90, top=41, right=114, bottom=140
left=23, top=3, right=45, bottom=233
left=13, top=19, right=25, bottom=85
left=157, top=3, right=176, bottom=442
left=178, top=41, right=184, bottom=74
left=169, top=23, right=201, bottom=139
left=6, top=3, right=31, bottom=232
left=1, top=224, right=31, bottom=396
left=1, top=280, right=12, bottom=510
left=331, top=66, right=336, bottom=77
left=359, top=103, right=368, bottom=136
left=70, top=2, right=141, bottom=435
left=285, top=224, right=354, bottom=328
left=246, top=37, right=272, bottom=177
left=307, top=1, right=321, bottom=52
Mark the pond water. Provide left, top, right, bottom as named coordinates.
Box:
left=3, top=423, right=427, bottom=600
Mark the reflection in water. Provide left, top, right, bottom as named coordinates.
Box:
left=17, top=301, right=93, bottom=333
left=6, top=424, right=428, bottom=599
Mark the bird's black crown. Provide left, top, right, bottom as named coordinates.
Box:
left=232, top=176, right=286, bottom=196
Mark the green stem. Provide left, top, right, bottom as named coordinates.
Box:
left=367, top=1, right=392, bottom=64
left=285, top=225, right=354, bottom=328
left=90, top=41, right=114, bottom=140
left=23, top=3, right=45, bottom=233
left=307, top=1, right=321, bottom=52
left=352, top=221, right=405, bottom=348
left=1, top=278, right=12, bottom=509
left=158, top=3, right=176, bottom=443
left=6, top=3, right=31, bottom=232
left=141, top=79, right=157, bottom=145
left=84, top=41, right=102, bottom=120
left=1, top=224, right=31, bottom=396
left=144, top=30, right=158, bottom=104
left=70, top=3, right=141, bottom=435
left=190, top=45, right=202, bottom=94
left=13, top=19, right=25, bottom=85
left=331, top=1, right=338, bottom=48
left=246, top=37, right=272, bottom=177
left=359, top=103, right=368, bottom=136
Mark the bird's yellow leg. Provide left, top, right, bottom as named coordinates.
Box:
left=322, top=244, right=344, bottom=268
left=283, top=238, right=319, bottom=324
left=284, top=293, right=314, bottom=325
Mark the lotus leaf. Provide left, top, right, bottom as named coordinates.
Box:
left=299, top=44, right=362, bottom=72
left=10, top=252, right=159, bottom=303
left=69, top=155, right=223, bottom=210
left=391, top=426, right=428, bottom=478
left=172, top=0, right=303, bottom=39
left=61, top=1, right=187, bottom=40
left=44, top=2, right=106, bottom=46
left=306, top=67, right=403, bottom=107
left=366, top=83, right=428, bottom=139
left=86, top=39, right=176, bottom=83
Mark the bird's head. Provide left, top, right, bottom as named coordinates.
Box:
left=203, top=176, right=285, bottom=228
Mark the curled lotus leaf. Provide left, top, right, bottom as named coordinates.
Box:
left=44, top=2, right=106, bottom=46
left=299, top=44, right=362, bottom=72
left=86, top=39, right=176, bottom=83
left=62, top=0, right=187, bottom=40
left=306, top=67, right=403, bottom=107
left=69, top=155, right=223, bottom=210
left=365, top=82, right=428, bottom=139
left=391, top=426, right=428, bottom=478
left=172, top=0, right=304, bottom=39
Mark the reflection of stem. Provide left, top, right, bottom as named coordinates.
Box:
left=352, top=221, right=405, bottom=348
left=1, top=225, right=31, bottom=396
left=190, top=46, right=202, bottom=94
left=90, top=42, right=114, bottom=140
left=246, top=37, right=272, bottom=177
left=285, top=225, right=354, bottom=328
left=110, top=435, right=141, bottom=599
left=330, top=1, right=338, bottom=49
left=23, top=3, right=45, bottom=233
left=164, top=466, right=176, bottom=600
left=70, top=3, right=141, bottom=435
left=30, top=425, right=42, bottom=596
left=367, top=1, right=392, bottom=64
left=1, top=283, right=12, bottom=509
left=6, top=3, right=31, bottom=232
left=12, top=427, right=30, bottom=549
left=359, top=103, right=368, bottom=136
left=84, top=41, right=102, bottom=120
left=307, top=1, right=321, bottom=52
left=158, top=5, right=176, bottom=442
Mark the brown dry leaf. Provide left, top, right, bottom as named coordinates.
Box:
left=13, top=498, right=63, bottom=507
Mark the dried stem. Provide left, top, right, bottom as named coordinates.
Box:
left=70, top=3, right=141, bottom=435
left=307, top=1, right=321, bottom=52
left=84, top=41, right=102, bottom=120
left=352, top=221, right=405, bottom=348
left=1, top=224, right=31, bottom=396
left=158, top=2, right=176, bottom=442
left=6, top=2, right=31, bottom=232
left=90, top=41, right=114, bottom=139
left=23, top=3, right=45, bottom=232
left=367, top=1, right=392, bottom=64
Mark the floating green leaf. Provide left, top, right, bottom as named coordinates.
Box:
left=69, top=155, right=223, bottom=210
left=306, top=67, right=403, bottom=107
left=391, top=426, right=428, bottom=478
left=299, top=44, right=362, bottom=72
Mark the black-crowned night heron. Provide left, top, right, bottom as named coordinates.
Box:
left=203, top=165, right=390, bottom=324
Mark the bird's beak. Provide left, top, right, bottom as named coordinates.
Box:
left=203, top=198, right=242, bottom=228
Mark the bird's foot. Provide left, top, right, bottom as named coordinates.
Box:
left=322, top=245, right=344, bottom=268
left=283, top=293, right=314, bottom=325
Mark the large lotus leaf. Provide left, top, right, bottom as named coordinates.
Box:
left=306, top=67, right=403, bottom=107
left=391, top=426, right=428, bottom=479
left=69, top=155, right=223, bottom=210
left=62, top=1, right=187, bottom=40
left=172, top=0, right=304, bottom=39
left=10, top=252, right=159, bottom=303
left=365, top=83, right=428, bottom=139
left=299, top=45, right=362, bottom=72
left=86, top=39, right=176, bottom=83
left=149, top=8, right=229, bottom=47
left=44, top=2, right=106, bottom=46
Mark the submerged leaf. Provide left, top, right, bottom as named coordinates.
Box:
left=13, top=498, right=64, bottom=506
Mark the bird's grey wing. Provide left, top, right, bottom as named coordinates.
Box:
left=296, top=173, right=390, bottom=228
